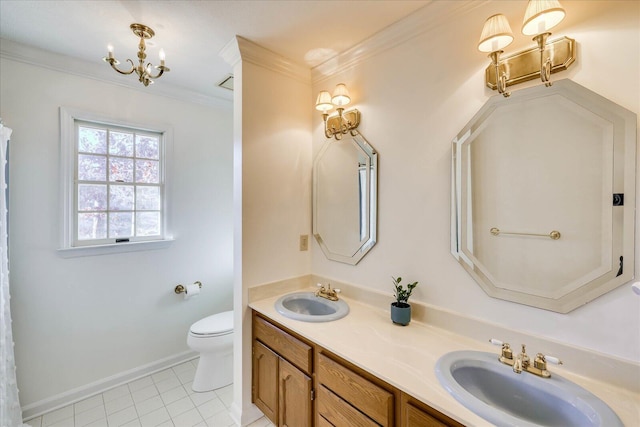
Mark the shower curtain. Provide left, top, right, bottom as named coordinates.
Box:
left=0, top=122, right=25, bottom=427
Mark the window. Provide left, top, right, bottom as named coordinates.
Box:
left=60, top=108, right=172, bottom=255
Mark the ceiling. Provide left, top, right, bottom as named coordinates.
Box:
left=0, top=0, right=430, bottom=103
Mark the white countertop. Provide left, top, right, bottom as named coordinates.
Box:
left=249, top=290, right=640, bottom=426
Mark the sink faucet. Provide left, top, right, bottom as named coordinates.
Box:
left=490, top=339, right=562, bottom=378
left=513, top=344, right=530, bottom=374
left=316, top=283, right=341, bottom=301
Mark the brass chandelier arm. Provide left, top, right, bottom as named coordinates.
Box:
left=145, top=65, right=170, bottom=80
left=104, top=58, right=136, bottom=75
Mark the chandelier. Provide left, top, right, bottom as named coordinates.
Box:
left=103, top=23, right=170, bottom=86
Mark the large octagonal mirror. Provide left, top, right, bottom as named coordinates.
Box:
left=313, top=132, right=377, bottom=265
left=451, top=79, right=636, bottom=313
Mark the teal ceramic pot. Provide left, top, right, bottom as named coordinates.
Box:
left=391, top=302, right=411, bottom=326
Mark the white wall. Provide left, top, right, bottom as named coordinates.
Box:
left=0, top=57, right=234, bottom=407
left=225, top=36, right=313, bottom=424
left=311, top=0, right=640, bottom=362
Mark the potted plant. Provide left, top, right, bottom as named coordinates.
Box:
left=391, top=276, right=418, bottom=326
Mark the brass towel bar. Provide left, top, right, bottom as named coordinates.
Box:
left=490, top=227, right=561, bottom=240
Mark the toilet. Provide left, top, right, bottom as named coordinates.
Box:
left=187, top=310, right=234, bottom=392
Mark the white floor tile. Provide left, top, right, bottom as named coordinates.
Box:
left=32, top=359, right=247, bottom=427
left=214, top=385, right=232, bottom=396
left=160, top=385, right=188, bottom=406
left=105, top=394, right=134, bottom=416
left=176, top=368, right=196, bottom=385
left=84, top=417, right=108, bottom=427
left=216, top=390, right=233, bottom=409
left=155, top=377, right=182, bottom=394
left=172, top=361, right=196, bottom=374
left=194, top=398, right=226, bottom=420
left=27, top=417, right=43, bottom=427
left=103, top=385, right=131, bottom=403
left=75, top=405, right=106, bottom=427
left=203, top=410, right=234, bottom=427
left=188, top=391, right=216, bottom=407
left=42, top=405, right=74, bottom=426
left=131, top=385, right=160, bottom=404
left=139, top=407, right=170, bottom=427
left=151, top=369, right=177, bottom=384
left=106, top=405, right=138, bottom=427
left=165, top=396, right=195, bottom=419
left=182, top=381, right=195, bottom=395
left=246, top=417, right=272, bottom=427
left=171, top=407, right=203, bottom=427
left=75, top=395, right=105, bottom=415
left=48, top=417, right=75, bottom=427
left=128, top=376, right=154, bottom=393
left=134, top=396, right=164, bottom=417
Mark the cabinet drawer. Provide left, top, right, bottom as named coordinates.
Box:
left=318, top=385, right=379, bottom=427
left=401, top=392, right=464, bottom=427
left=318, top=353, right=393, bottom=426
left=254, top=314, right=312, bottom=374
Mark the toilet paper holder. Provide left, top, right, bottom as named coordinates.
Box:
left=175, top=281, right=202, bottom=294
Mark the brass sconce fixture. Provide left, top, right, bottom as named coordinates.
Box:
left=315, top=83, right=361, bottom=140
left=103, top=23, right=170, bottom=87
left=479, top=0, right=576, bottom=97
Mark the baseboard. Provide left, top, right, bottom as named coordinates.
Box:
left=22, top=350, right=198, bottom=421
left=229, top=401, right=264, bottom=426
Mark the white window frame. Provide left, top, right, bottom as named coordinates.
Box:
left=59, top=107, right=173, bottom=257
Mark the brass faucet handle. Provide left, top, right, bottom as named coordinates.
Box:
left=534, top=353, right=563, bottom=369
left=489, top=338, right=513, bottom=362
left=533, top=353, right=563, bottom=378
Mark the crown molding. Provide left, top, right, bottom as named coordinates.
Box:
left=221, top=36, right=311, bottom=85
left=0, top=38, right=232, bottom=108
left=311, top=0, right=489, bottom=84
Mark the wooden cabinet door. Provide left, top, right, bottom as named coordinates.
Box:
left=279, top=358, right=313, bottom=427
left=253, top=341, right=279, bottom=423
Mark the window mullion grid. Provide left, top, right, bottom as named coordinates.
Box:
left=106, top=127, right=112, bottom=240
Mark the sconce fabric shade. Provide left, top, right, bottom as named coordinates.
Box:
left=522, top=0, right=566, bottom=35
left=478, top=14, right=514, bottom=53
left=331, top=83, right=351, bottom=107
left=315, top=91, right=333, bottom=112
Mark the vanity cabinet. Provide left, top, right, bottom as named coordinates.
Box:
left=252, top=311, right=462, bottom=427
left=317, top=351, right=395, bottom=426
left=253, top=313, right=313, bottom=426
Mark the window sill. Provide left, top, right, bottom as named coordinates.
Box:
left=57, top=238, right=174, bottom=258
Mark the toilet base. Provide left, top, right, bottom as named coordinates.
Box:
left=192, top=350, right=233, bottom=392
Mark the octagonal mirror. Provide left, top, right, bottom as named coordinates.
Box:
left=451, top=79, right=636, bottom=313
left=313, top=132, right=377, bottom=265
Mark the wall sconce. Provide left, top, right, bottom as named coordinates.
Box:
left=315, top=83, right=361, bottom=140
left=103, top=23, right=170, bottom=87
left=479, top=0, right=576, bottom=97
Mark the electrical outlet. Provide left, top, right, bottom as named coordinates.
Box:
left=300, top=234, right=309, bottom=251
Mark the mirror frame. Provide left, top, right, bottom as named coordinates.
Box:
left=451, top=79, right=637, bottom=312
left=313, top=132, right=377, bottom=265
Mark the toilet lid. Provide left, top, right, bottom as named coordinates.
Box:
left=190, top=311, right=234, bottom=336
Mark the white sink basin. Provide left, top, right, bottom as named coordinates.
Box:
left=435, top=351, right=623, bottom=427
left=275, top=292, right=349, bottom=322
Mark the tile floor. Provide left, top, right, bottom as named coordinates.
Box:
left=25, top=359, right=274, bottom=427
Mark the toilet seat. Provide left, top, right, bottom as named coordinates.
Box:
left=189, top=311, right=233, bottom=337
